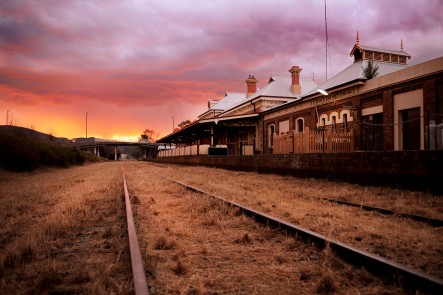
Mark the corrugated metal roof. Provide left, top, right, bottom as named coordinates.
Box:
left=248, top=77, right=318, bottom=99
left=219, top=77, right=318, bottom=115
left=304, top=60, right=408, bottom=96
left=211, top=92, right=246, bottom=111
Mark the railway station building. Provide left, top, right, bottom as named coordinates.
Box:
left=158, top=35, right=443, bottom=157
left=158, top=67, right=318, bottom=156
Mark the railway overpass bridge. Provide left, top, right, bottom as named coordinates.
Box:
left=70, top=138, right=158, bottom=160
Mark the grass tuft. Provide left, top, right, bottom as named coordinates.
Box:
left=235, top=233, right=252, bottom=244
left=173, top=259, right=187, bottom=275
left=34, top=260, right=62, bottom=294
left=315, top=273, right=337, bottom=294
left=154, top=236, right=176, bottom=250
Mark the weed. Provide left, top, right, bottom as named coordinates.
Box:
left=234, top=233, right=252, bottom=244
left=173, top=259, right=187, bottom=275
left=315, top=273, right=337, bottom=294
left=154, top=236, right=176, bottom=250
left=33, top=260, right=62, bottom=294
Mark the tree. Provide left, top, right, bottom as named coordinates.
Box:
left=139, top=128, right=159, bottom=141
left=178, top=119, right=192, bottom=129
left=362, top=60, right=379, bottom=79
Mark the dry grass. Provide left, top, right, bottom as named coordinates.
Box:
left=0, top=162, right=133, bottom=294
left=123, top=161, right=408, bottom=294
left=150, top=162, right=443, bottom=279
left=1, top=160, right=440, bottom=294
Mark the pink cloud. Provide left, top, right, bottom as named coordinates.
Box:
left=1, top=0, right=442, bottom=139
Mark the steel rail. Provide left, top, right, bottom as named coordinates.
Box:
left=123, top=172, right=149, bottom=295
left=316, top=197, right=443, bottom=227
left=166, top=177, right=443, bottom=294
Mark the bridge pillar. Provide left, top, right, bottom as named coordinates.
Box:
left=93, top=146, right=97, bottom=157
left=114, top=146, right=117, bottom=160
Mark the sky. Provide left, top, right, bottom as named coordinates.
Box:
left=0, top=0, right=442, bottom=140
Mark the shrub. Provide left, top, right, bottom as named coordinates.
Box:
left=0, top=127, right=88, bottom=171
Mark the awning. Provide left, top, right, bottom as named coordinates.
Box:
left=199, top=113, right=259, bottom=124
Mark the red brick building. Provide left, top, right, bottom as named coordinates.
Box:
left=158, top=37, right=443, bottom=156
left=262, top=38, right=443, bottom=154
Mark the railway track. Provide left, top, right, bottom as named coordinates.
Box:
left=316, top=197, right=443, bottom=227
left=161, top=176, right=443, bottom=294
left=122, top=171, right=149, bottom=295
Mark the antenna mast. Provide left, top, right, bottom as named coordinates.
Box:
left=324, top=0, right=328, bottom=81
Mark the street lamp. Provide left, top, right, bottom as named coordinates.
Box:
left=86, top=112, right=89, bottom=138
left=6, top=110, right=10, bottom=125
left=317, top=89, right=329, bottom=96
left=171, top=116, right=174, bottom=132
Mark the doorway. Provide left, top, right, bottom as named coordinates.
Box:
left=401, top=107, right=420, bottom=150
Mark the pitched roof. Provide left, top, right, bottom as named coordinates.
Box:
left=350, top=44, right=411, bottom=57
left=248, top=77, right=318, bottom=100
left=217, top=77, right=318, bottom=116
left=304, top=59, right=408, bottom=96
left=211, top=92, right=246, bottom=111
left=198, top=92, right=246, bottom=119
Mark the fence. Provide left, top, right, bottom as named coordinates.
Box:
left=273, top=127, right=354, bottom=154
left=158, top=144, right=225, bottom=157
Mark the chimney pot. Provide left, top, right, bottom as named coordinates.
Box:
left=289, top=66, right=302, bottom=95
left=245, top=75, right=258, bottom=98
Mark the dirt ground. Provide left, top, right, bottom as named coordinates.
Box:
left=1, top=161, right=441, bottom=294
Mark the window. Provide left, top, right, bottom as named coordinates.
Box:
left=268, top=124, right=275, bottom=148
left=343, top=114, right=348, bottom=133
left=399, top=56, right=407, bottom=64
left=332, top=116, right=336, bottom=130
left=322, top=118, right=326, bottom=127
left=296, top=118, right=304, bottom=133
left=279, top=120, right=289, bottom=134
left=362, top=113, right=383, bottom=150
left=374, top=52, right=381, bottom=61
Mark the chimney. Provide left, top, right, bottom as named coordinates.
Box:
left=289, top=66, right=302, bottom=95
left=245, top=75, right=257, bottom=98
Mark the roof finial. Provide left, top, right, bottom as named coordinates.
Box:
left=356, top=30, right=360, bottom=46
left=400, top=38, right=404, bottom=51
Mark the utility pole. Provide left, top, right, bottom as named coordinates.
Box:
left=86, top=112, right=89, bottom=138
left=324, top=0, right=328, bottom=81
left=6, top=110, right=10, bottom=125
left=171, top=116, right=174, bottom=132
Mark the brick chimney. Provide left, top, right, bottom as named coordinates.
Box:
left=245, top=75, right=257, bottom=98
left=289, top=66, right=302, bottom=95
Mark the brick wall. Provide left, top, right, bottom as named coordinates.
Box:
left=437, top=78, right=443, bottom=122
left=151, top=151, right=443, bottom=194
left=361, top=93, right=383, bottom=109
left=382, top=90, right=394, bottom=150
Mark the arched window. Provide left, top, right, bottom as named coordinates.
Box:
left=268, top=124, right=275, bottom=148
left=296, top=118, right=304, bottom=133
left=332, top=116, right=337, bottom=130
left=343, top=114, right=348, bottom=133
left=322, top=118, right=326, bottom=128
